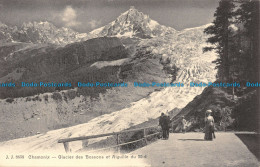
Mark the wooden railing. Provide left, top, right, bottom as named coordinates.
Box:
left=58, top=125, right=160, bottom=153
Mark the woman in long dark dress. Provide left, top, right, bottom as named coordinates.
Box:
left=204, top=110, right=215, bottom=140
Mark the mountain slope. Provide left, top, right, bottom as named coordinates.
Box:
left=0, top=34, right=174, bottom=141
left=0, top=37, right=131, bottom=98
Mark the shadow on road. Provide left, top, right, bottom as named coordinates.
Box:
left=178, top=139, right=205, bottom=141
left=235, top=133, right=260, bottom=161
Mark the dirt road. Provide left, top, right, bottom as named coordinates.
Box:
left=130, top=132, right=259, bottom=167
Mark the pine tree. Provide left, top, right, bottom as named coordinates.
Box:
left=203, top=0, right=235, bottom=82
left=235, top=0, right=259, bottom=82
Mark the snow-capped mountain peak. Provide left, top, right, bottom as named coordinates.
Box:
left=90, top=6, right=176, bottom=38
left=21, top=21, right=61, bottom=31
left=0, top=21, right=89, bottom=45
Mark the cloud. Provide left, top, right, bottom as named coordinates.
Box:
left=89, top=19, right=101, bottom=29
left=61, top=6, right=81, bottom=28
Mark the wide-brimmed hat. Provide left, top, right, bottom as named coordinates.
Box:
left=206, top=110, right=212, bottom=114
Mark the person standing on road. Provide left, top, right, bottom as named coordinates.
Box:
left=159, top=113, right=168, bottom=139
left=181, top=116, right=187, bottom=133
left=204, top=110, right=215, bottom=140
left=166, top=115, right=171, bottom=139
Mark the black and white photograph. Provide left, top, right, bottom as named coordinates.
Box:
left=0, top=0, right=259, bottom=166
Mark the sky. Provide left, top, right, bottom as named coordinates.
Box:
left=0, top=0, right=220, bottom=33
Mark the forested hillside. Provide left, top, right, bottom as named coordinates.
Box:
left=172, top=0, right=259, bottom=132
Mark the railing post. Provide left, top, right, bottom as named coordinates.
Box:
left=63, top=142, right=71, bottom=153
left=144, top=128, right=148, bottom=145
left=116, top=134, right=120, bottom=153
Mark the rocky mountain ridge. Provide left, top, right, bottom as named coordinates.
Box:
left=0, top=7, right=210, bottom=45
left=0, top=21, right=89, bottom=45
